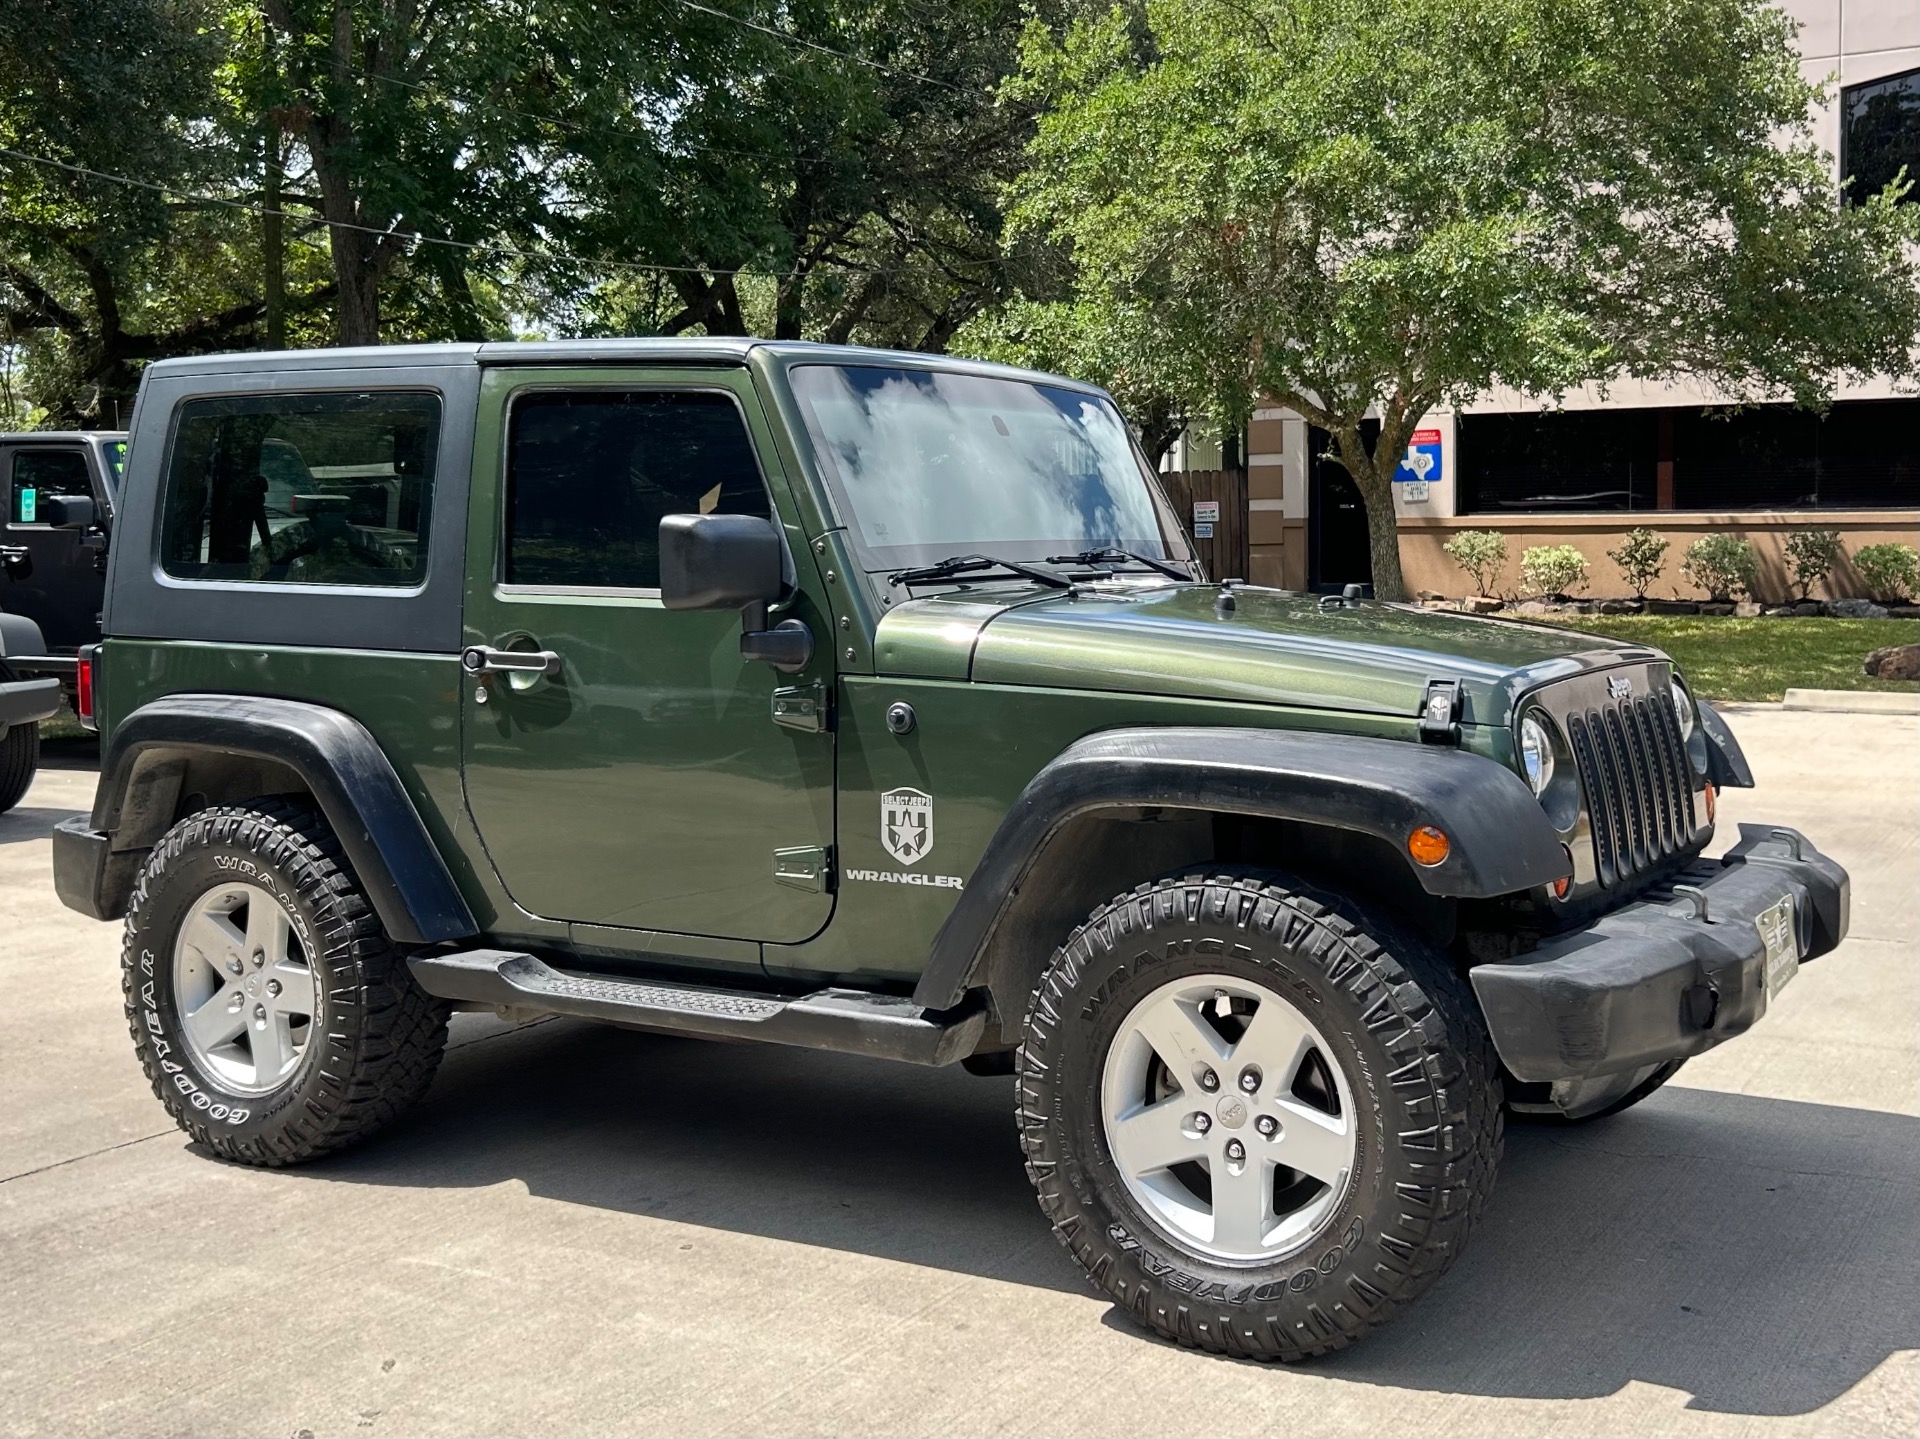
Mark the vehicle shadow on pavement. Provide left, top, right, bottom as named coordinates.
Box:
left=1316, top=1084, right=1920, bottom=1415
left=0, top=806, right=77, bottom=845
left=305, top=1015, right=1918, bottom=1416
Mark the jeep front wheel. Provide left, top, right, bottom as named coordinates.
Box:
left=122, top=801, right=449, bottom=1165
left=0, top=720, right=37, bottom=815
left=1018, top=874, right=1502, bottom=1360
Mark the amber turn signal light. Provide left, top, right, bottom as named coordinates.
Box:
left=1551, top=844, right=1573, bottom=900
left=1407, top=825, right=1451, bottom=867
left=1704, top=784, right=1718, bottom=824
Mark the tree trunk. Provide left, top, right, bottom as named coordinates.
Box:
left=1357, top=467, right=1409, bottom=601
left=329, top=229, right=384, bottom=346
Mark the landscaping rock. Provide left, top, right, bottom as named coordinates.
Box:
left=1888, top=605, right=1920, bottom=619
left=1565, top=599, right=1596, bottom=614
left=1648, top=599, right=1700, bottom=615
left=1698, top=602, right=1735, bottom=616
left=1511, top=599, right=1558, bottom=616
left=1762, top=605, right=1800, bottom=617
left=1597, top=599, right=1642, bottom=614
left=1827, top=598, right=1889, bottom=619
left=1792, top=601, right=1824, bottom=616
left=1863, top=644, right=1920, bottom=681
left=1419, top=599, right=1454, bottom=610
left=1415, top=589, right=1448, bottom=603
left=1464, top=595, right=1504, bottom=614
left=1734, top=600, right=1763, bottom=617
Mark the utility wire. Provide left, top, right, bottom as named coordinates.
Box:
left=669, top=0, right=961, bottom=90
left=0, top=144, right=1002, bottom=282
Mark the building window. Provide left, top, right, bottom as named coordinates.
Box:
left=1458, top=410, right=1658, bottom=512
left=159, top=391, right=439, bottom=586
left=1842, top=67, right=1920, bottom=206
left=1673, top=399, right=1919, bottom=510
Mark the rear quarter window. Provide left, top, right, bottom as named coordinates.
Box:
left=158, top=391, right=440, bottom=587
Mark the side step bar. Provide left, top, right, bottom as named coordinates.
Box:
left=408, top=949, right=987, bottom=1067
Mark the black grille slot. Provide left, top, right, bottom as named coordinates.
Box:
left=1566, top=687, right=1697, bottom=889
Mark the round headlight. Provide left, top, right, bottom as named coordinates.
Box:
left=1671, top=680, right=1696, bottom=740
left=1520, top=714, right=1556, bottom=795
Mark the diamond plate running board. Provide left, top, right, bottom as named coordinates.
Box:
left=409, top=949, right=986, bottom=1067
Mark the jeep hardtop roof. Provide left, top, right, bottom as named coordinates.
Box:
left=137, top=339, right=1102, bottom=395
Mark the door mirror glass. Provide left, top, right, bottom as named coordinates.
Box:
left=658, top=513, right=784, bottom=612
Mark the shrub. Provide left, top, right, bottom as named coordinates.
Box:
left=1443, top=529, right=1508, bottom=596
left=1853, top=542, right=1920, bottom=602
left=1784, top=528, right=1843, bottom=600
left=1606, top=526, right=1668, bottom=599
left=1681, top=533, right=1759, bottom=601
left=1519, top=544, right=1590, bottom=598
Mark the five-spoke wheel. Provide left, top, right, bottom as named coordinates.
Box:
left=1101, top=973, right=1356, bottom=1261
left=172, top=881, right=318, bottom=1093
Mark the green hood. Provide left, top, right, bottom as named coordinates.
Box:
left=872, top=582, right=1662, bottom=724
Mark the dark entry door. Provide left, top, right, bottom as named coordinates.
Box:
left=1307, top=426, right=1373, bottom=592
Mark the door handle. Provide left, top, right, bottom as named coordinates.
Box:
left=461, top=645, right=562, bottom=678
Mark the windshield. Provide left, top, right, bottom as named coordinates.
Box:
left=789, top=364, right=1188, bottom=571
left=101, top=439, right=126, bottom=496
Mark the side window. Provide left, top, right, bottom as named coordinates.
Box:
left=8, top=449, right=91, bottom=525
left=505, top=389, right=772, bottom=589
left=159, top=391, right=440, bottom=586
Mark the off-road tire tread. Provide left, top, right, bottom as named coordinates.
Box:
left=1016, top=871, right=1502, bottom=1361
left=121, top=799, right=448, bottom=1166
left=0, top=720, right=38, bottom=815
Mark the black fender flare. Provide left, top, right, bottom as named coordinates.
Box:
left=90, top=694, right=476, bottom=944
left=911, top=725, right=1569, bottom=1011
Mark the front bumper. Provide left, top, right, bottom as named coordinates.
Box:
left=1470, top=823, right=1848, bottom=1087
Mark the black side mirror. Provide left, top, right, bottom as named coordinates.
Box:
left=38, top=494, right=97, bottom=529
left=658, top=513, right=813, bottom=672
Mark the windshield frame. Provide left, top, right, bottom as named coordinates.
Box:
left=784, top=361, right=1195, bottom=584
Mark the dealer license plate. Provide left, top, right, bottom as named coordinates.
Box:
left=1755, top=894, right=1799, bottom=999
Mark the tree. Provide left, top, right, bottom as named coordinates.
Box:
left=996, top=0, right=1920, bottom=598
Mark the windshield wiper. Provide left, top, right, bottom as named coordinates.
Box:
left=1045, top=546, right=1193, bottom=582
left=887, top=554, right=1073, bottom=590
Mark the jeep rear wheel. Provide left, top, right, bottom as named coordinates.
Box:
left=0, top=721, right=37, bottom=815
left=122, top=801, right=449, bottom=1166
left=1018, top=873, right=1502, bottom=1360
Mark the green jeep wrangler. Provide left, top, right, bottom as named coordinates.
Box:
left=52, top=340, right=1848, bottom=1360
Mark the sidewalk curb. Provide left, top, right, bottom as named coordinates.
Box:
left=1779, top=688, right=1920, bottom=715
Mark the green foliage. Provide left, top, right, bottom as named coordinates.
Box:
left=1607, top=527, right=1670, bottom=598
left=1681, top=533, right=1760, bottom=601
left=1853, top=543, right=1920, bottom=602
left=990, top=0, right=1920, bottom=598
left=1784, top=528, right=1843, bottom=600
left=1520, top=544, right=1590, bottom=598
left=1443, top=529, right=1508, bottom=596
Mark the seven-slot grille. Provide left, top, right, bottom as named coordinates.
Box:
left=1564, top=685, right=1697, bottom=888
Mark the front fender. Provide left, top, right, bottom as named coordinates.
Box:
left=912, top=725, right=1569, bottom=1011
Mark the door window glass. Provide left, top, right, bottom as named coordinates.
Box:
left=9, top=449, right=90, bottom=525
left=159, top=392, right=440, bottom=585
left=505, top=389, right=771, bottom=589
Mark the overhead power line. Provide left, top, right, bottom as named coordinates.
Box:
left=670, top=0, right=961, bottom=91
left=0, top=144, right=1001, bottom=284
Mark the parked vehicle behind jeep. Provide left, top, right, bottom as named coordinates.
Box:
left=51, top=341, right=1848, bottom=1360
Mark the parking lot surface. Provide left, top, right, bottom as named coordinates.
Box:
left=2, top=708, right=1914, bottom=1437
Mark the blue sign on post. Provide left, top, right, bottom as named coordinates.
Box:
left=1393, top=428, right=1441, bottom=501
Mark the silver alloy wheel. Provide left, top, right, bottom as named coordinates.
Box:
left=1101, top=972, right=1358, bottom=1262
left=172, top=881, right=318, bottom=1095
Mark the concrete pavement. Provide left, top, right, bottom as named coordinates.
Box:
left=1, top=710, right=1914, bottom=1437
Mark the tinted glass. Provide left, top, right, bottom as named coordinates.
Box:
left=789, top=365, right=1181, bottom=569
left=160, top=392, right=439, bottom=585
left=1458, top=410, right=1658, bottom=512
left=1843, top=67, right=1920, bottom=206
left=1673, top=398, right=1920, bottom=509
left=8, top=449, right=90, bottom=524
left=102, top=440, right=127, bottom=491
left=505, top=389, right=770, bottom=589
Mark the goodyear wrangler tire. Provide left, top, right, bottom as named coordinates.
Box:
left=1017, top=873, right=1502, bottom=1360
left=122, top=801, right=449, bottom=1166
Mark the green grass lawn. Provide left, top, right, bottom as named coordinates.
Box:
left=1538, top=615, right=1919, bottom=703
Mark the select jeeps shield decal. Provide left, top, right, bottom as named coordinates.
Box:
left=881, top=787, right=933, bottom=866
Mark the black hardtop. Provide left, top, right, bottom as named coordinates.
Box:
left=136, top=338, right=1104, bottom=394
